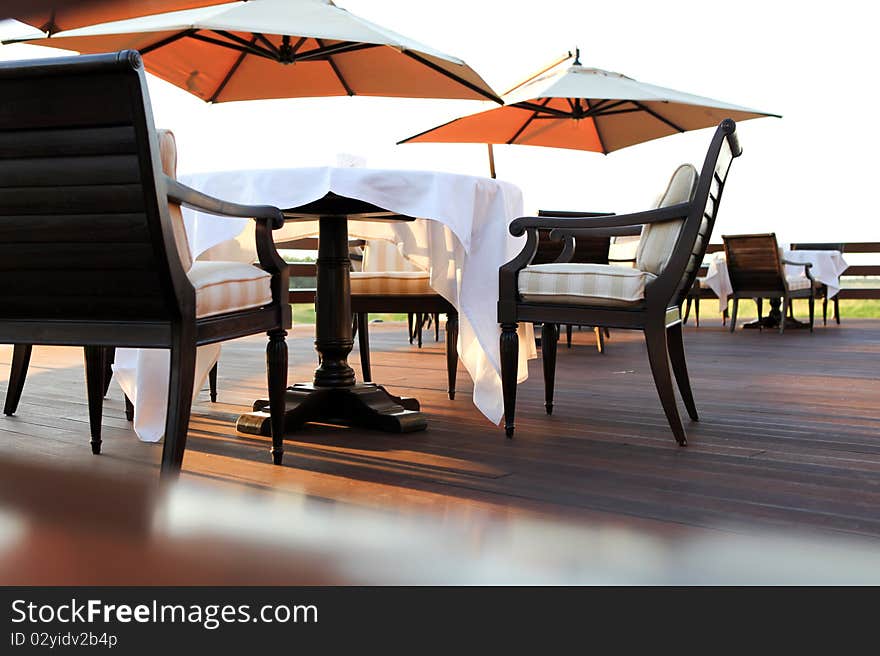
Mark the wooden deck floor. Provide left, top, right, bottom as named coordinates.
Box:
left=2, top=318, right=880, bottom=544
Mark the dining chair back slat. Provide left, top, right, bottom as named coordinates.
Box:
left=0, top=51, right=188, bottom=325
left=723, top=233, right=785, bottom=291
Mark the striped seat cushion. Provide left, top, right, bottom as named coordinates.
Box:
left=786, top=275, right=813, bottom=292
left=157, top=129, right=193, bottom=271
left=518, top=263, right=656, bottom=307
left=351, top=271, right=433, bottom=296
left=188, top=261, right=272, bottom=318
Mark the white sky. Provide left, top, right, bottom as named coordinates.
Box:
left=1, top=0, right=877, bottom=244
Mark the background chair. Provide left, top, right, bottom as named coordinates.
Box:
left=790, top=241, right=844, bottom=325
left=350, top=240, right=459, bottom=400
left=0, top=51, right=290, bottom=474
left=498, top=120, right=741, bottom=445
left=723, top=233, right=815, bottom=334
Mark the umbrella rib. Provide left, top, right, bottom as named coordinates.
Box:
left=140, top=29, right=196, bottom=55
left=209, top=35, right=257, bottom=103
left=293, top=41, right=380, bottom=62
left=210, top=30, right=278, bottom=59
left=584, top=98, right=609, bottom=154
left=401, top=50, right=502, bottom=104
left=253, top=32, right=280, bottom=57
left=632, top=101, right=686, bottom=132
left=316, top=38, right=355, bottom=96
left=187, top=32, right=275, bottom=60
left=512, top=101, right=572, bottom=119
left=507, top=98, right=553, bottom=144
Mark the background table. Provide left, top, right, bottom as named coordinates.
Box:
left=702, top=248, right=849, bottom=311
left=115, top=167, right=535, bottom=442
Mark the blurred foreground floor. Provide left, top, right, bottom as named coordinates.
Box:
left=1, top=320, right=880, bottom=584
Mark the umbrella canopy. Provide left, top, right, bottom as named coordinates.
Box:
left=5, top=1, right=220, bottom=34
left=400, top=51, right=778, bottom=153
left=10, top=0, right=501, bottom=103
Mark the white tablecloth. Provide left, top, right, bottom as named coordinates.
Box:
left=116, top=167, right=535, bottom=441
left=702, top=249, right=849, bottom=311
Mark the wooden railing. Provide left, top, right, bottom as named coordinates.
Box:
left=281, top=239, right=880, bottom=304
left=694, top=242, right=880, bottom=300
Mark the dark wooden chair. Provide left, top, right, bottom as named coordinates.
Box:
left=350, top=240, right=459, bottom=399
left=0, top=51, right=291, bottom=474
left=498, top=120, right=742, bottom=445
left=5, top=129, right=223, bottom=418
left=723, top=233, right=815, bottom=334
left=790, top=241, right=844, bottom=325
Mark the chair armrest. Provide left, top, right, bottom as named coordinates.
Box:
left=165, top=177, right=285, bottom=230
left=509, top=203, right=690, bottom=238
left=537, top=210, right=616, bottom=218
left=782, top=259, right=814, bottom=282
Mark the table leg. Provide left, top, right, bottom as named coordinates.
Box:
left=742, top=297, right=808, bottom=330
left=236, top=216, right=426, bottom=437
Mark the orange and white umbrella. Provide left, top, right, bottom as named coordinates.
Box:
left=9, top=0, right=501, bottom=103
left=400, top=51, right=778, bottom=174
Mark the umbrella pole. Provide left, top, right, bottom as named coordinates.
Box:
left=487, top=143, right=496, bottom=179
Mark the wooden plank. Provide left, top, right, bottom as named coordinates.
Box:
left=0, top=184, right=146, bottom=215
left=0, top=154, right=141, bottom=187
left=0, top=243, right=156, bottom=270
left=0, top=126, right=137, bottom=159
left=0, top=213, right=150, bottom=243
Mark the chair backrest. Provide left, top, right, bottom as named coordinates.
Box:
left=635, top=163, right=699, bottom=275
left=648, top=119, right=743, bottom=309
left=722, top=233, right=785, bottom=292
left=0, top=51, right=191, bottom=330
left=362, top=239, right=422, bottom=273
left=533, top=211, right=611, bottom=265
left=790, top=242, right=845, bottom=253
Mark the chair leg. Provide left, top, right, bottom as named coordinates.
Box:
left=594, top=326, right=605, bottom=354
left=683, top=297, right=692, bottom=324
left=808, top=293, right=815, bottom=333
left=834, top=296, right=840, bottom=324
left=729, top=298, right=739, bottom=332
left=417, top=314, right=423, bottom=348
left=694, top=295, right=700, bottom=327
left=124, top=395, right=134, bottom=422
left=822, top=296, right=828, bottom=326
left=357, top=312, right=371, bottom=382
left=83, top=346, right=106, bottom=455
left=644, top=321, right=687, bottom=446
left=541, top=322, right=558, bottom=415
left=780, top=296, right=789, bottom=335
left=103, top=346, right=115, bottom=397
left=500, top=323, right=519, bottom=438
left=160, top=336, right=197, bottom=476
left=564, top=324, right=572, bottom=348
left=756, top=297, right=763, bottom=326
left=407, top=313, right=415, bottom=344
left=4, top=344, right=32, bottom=416
left=434, top=312, right=440, bottom=342
left=445, top=312, right=458, bottom=400
left=667, top=322, right=698, bottom=421
left=267, top=329, right=288, bottom=466
left=208, top=361, right=218, bottom=402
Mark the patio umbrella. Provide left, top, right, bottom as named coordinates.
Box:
left=5, top=1, right=221, bottom=34
left=399, top=50, right=778, bottom=175
left=8, top=0, right=501, bottom=103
